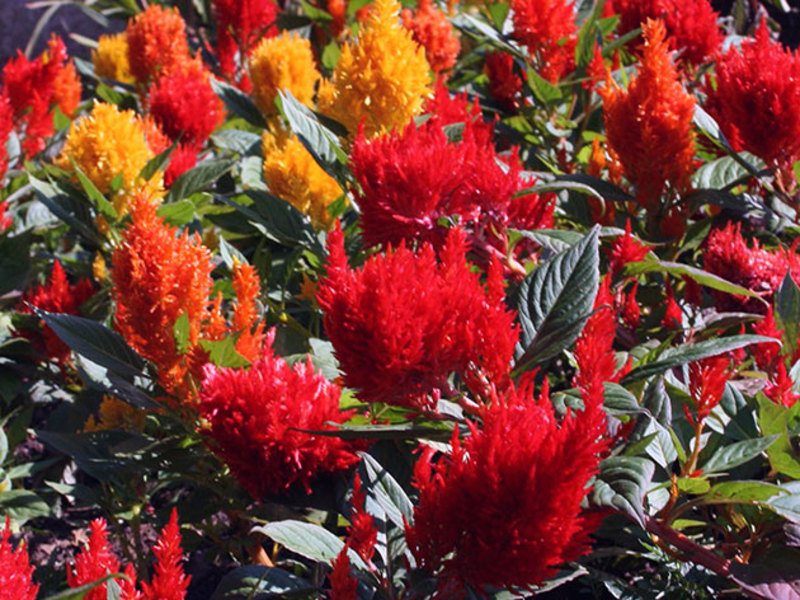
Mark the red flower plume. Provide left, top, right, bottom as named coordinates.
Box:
left=0, top=517, right=39, bottom=600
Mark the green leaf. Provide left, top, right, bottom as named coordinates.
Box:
left=527, top=67, right=563, bottom=105
left=359, top=451, right=414, bottom=528
left=199, top=337, right=250, bottom=368
left=703, top=481, right=784, bottom=503
left=210, top=566, right=313, bottom=599
left=590, top=456, right=654, bottom=527
left=0, top=427, right=7, bottom=465
left=173, top=312, right=191, bottom=355
left=227, top=190, right=322, bottom=251
left=675, top=477, right=711, bottom=494
left=776, top=272, right=800, bottom=358
left=139, top=139, right=177, bottom=181
left=298, top=422, right=452, bottom=441
left=0, top=232, right=31, bottom=296
left=210, top=78, right=267, bottom=129
left=622, top=335, right=779, bottom=384
left=218, top=236, right=248, bottom=270
left=210, top=129, right=262, bottom=155
left=693, top=105, right=760, bottom=177
left=69, top=158, right=118, bottom=220
left=623, top=258, right=765, bottom=302
left=253, top=520, right=368, bottom=569
left=41, top=574, right=127, bottom=600
left=278, top=90, right=347, bottom=170
left=701, top=435, right=779, bottom=474
left=514, top=226, right=600, bottom=369
left=487, top=2, right=510, bottom=29
left=763, top=493, right=800, bottom=523
left=757, top=394, right=800, bottom=478
left=692, top=155, right=761, bottom=190
left=157, top=199, right=196, bottom=227
left=165, top=159, right=236, bottom=203
left=28, top=175, right=104, bottom=246
left=0, top=490, right=49, bottom=525
left=545, top=174, right=635, bottom=203
left=32, top=309, right=146, bottom=378
left=299, top=0, right=333, bottom=20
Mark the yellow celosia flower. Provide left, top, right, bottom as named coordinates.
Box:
left=55, top=102, right=163, bottom=214
left=262, top=131, right=344, bottom=229
left=249, top=32, right=321, bottom=120
left=84, top=395, right=146, bottom=432
left=92, top=33, right=133, bottom=84
left=319, top=0, right=432, bottom=137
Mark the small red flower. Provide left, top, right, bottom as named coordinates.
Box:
left=510, top=0, right=577, bottom=82
left=687, top=356, right=730, bottom=425
left=662, top=280, right=683, bottom=329
left=0, top=517, right=39, bottom=600
left=402, top=0, right=460, bottom=77
left=213, top=0, right=278, bottom=83
left=317, top=226, right=519, bottom=409
left=347, top=474, right=377, bottom=563
left=198, top=334, right=360, bottom=498
left=126, top=5, right=191, bottom=83
left=0, top=96, right=13, bottom=184
left=0, top=201, right=12, bottom=232
left=328, top=550, right=358, bottom=599
left=141, top=509, right=190, bottom=600
left=485, top=52, right=524, bottom=112
left=607, top=220, right=651, bottom=277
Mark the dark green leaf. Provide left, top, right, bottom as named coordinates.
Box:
left=210, top=129, right=262, bottom=155
left=693, top=105, right=760, bottom=177
left=253, top=520, right=367, bottom=568
left=702, top=435, right=779, bottom=474
left=41, top=573, right=127, bottom=600
left=360, top=451, right=414, bottom=528
left=0, top=490, right=49, bottom=525
left=210, top=566, right=313, bottom=599
left=165, top=159, right=235, bottom=203
left=278, top=90, right=347, bottom=170
left=28, top=175, right=104, bottom=246
left=69, top=158, right=117, bottom=220
left=139, top=139, right=177, bottom=181
left=776, top=272, right=800, bottom=357
left=0, top=232, right=31, bottom=296
left=210, top=78, right=267, bottom=128
left=590, top=456, right=654, bottom=527
left=515, top=226, right=600, bottom=369
left=225, top=190, right=321, bottom=251
left=298, top=422, right=452, bottom=441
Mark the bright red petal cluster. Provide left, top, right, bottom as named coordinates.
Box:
left=19, top=261, right=95, bottom=365
left=198, top=336, right=360, bottom=498
left=401, top=0, right=460, bottom=77
left=612, top=0, right=721, bottom=66
left=126, top=5, right=191, bottom=84
left=1, top=35, right=81, bottom=157
left=510, top=0, right=576, bottom=82
left=213, top=0, right=279, bottom=85
left=600, top=19, right=696, bottom=215
left=687, top=356, right=730, bottom=425
left=703, top=22, right=800, bottom=174
left=317, top=226, right=519, bottom=409
left=0, top=517, right=39, bottom=600
left=485, top=52, right=524, bottom=112
left=140, top=509, right=190, bottom=600
left=405, top=374, right=606, bottom=593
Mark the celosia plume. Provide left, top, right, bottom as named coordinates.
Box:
left=230, top=260, right=266, bottom=362
left=485, top=52, right=524, bottom=112
left=213, top=0, right=279, bottom=83
left=0, top=97, right=12, bottom=185
left=600, top=19, right=696, bottom=221
left=92, top=33, right=133, bottom=84
left=607, top=220, right=651, bottom=277
left=198, top=332, right=360, bottom=498
left=0, top=516, right=39, bottom=600
left=126, top=5, right=191, bottom=84
left=262, top=131, right=344, bottom=229
left=318, top=0, right=432, bottom=136
left=687, top=356, right=730, bottom=425
left=317, top=226, right=519, bottom=409
left=140, top=509, right=190, bottom=600
left=405, top=374, right=606, bottom=593
left=510, top=0, right=577, bottom=82
left=401, top=0, right=460, bottom=77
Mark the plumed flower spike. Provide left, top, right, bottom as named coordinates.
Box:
left=405, top=374, right=607, bottom=593
left=703, top=22, right=800, bottom=176
left=141, top=509, right=190, bottom=600
left=511, top=0, right=577, bottom=82
left=0, top=516, right=39, bottom=600
left=318, top=0, right=432, bottom=136
left=317, top=225, right=519, bottom=409
left=214, top=0, right=279, bottom=84
left=401, top=0, right=460, bottom=77
left=600, top=19, right=696, bottom=214
left=126, top=5, right=191, bottom=84
left=198, top=335, right=360, bottom=499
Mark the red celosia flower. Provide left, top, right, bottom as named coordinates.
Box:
left=622, top=281, right=641, bottom=330
left=0, top=96, right=11, bottom=184
left=422, top=82, right=493, bottom=147
left=703, top=22, right=800, bottom=176
left=0, top=201, right=11, bottom=232
left=612, top=0, right=722, bottom=66
left=703, top=222, right=789, bottom=313
left=317, top=226, right=519, bottom=409
left=328, top=0, right=348, bottom=37
left=198, top=333, right=360, bottom=498
left=164, top=144, right=198, bottom=188
left=328, top=550, right=358, bottom=599
left=583, top=44, right=607, bottom=91
left=19, top=261, right=95, bottom=365
left=510, top=0, right=577, bottom=82
left=1, top=35, right=81, bottom=157
left=147, top=58, right=225, bottom=148
left=213, top=0, right=278, bottom=82
left=0, top=516, right=39, bottom=600
left=405, top=374, right=607, bottom=593
left=687, top=356, right=730, bottom=425
left=600, top=19, right=695, bottom=222
left=765, top=362, right=800, bottom=408
left=401, top=0, right=460, bottom=77
left=662, top=280, right=682, bottom=329
left=753, top=307, right=783, bottom=372
left=112, top=195, right=214, bottom=396
left=607, top=220, right=651, bottom=277
left=68, top=519, right=141, bottom=600
left=347, top=474, right=377, bottom=563
left=140, top=509, right=190, bottom=600
left=126, top=5, right=191, bottom=84
left=349, top=115, right=553, bottom=254
left=485, top=52, right=524, bottom=112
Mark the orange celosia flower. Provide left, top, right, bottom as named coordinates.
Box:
left=600, top=20, right=695, bottom=218
left=55, top=102, right=162, bottom=213
left=112, top=195, right=214, bottom=398
left=126, top=5, right=191, bottom=84
left=248, top=32, right=321, bottom=120
left=318, top=0, right=432, bottom=136
left=93, top=32, right=133, bottom=84
left=230, top=260, right=266, bottom=362
left=262, top=131, right=344, bottom=229
left=401, top=0, right=460, bottom=77
left=84, top=395, right=146, bottom=432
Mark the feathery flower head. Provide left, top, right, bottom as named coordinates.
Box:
left=230, top=259, right=266, bottom=362
left=703, top=22, right=800, bottom=173
left=140, top=509, right=190, bottom=600
left=198, top=335, right=360, bottom=498
left=19, top=261, right=95, bottom=365
left=112, top=194, right=214, bottom=397
left=405, top=374, right=606, bottom=593
left=422, top=82, right=493, bottom=146
left=147, top=57, right=225, bottom=148
left=612, top=0, right=721, bottom=66
left=213, top=0, right=279, bottom=80
left=55, top=102, right=162, bottom=213
left=318, top=0, right=432, bottom=136
left=0, top=97, right=12, bottom=185
left=687, top=356, right=730, bottom=425
left=93, top=33, right=133, bottom=84
left=317, top=226, right=519, bottom=409
left=0, top=517, right=39, bottom=600
left=510, top=0, right=577, bottom=82
left=607, top=220, right=651, bottom=276
left=248, top=32, right=321, bottom=119
left=485, top=51, right=524, bottom=111
left=126, top=5, right=191, bottom=84
left=600, top=19, right=696, bottom=211
left=262, top=131, right=344, bottom=229
left=347, top=473, right=377, bottom=563
left=401, top=0, right=460, bottom=77
left=0, top=201, right=11, bottom=232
